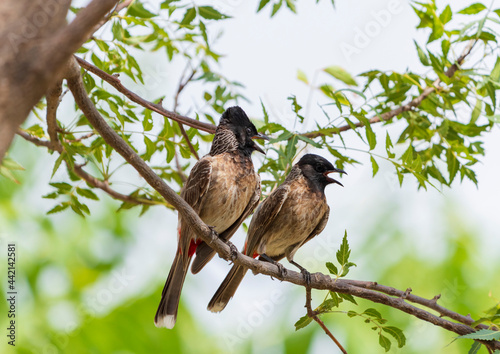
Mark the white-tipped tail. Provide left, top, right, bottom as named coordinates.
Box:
left=154, top=314, right=176, bottom=329
left=208, top=302, right=225, bottom=313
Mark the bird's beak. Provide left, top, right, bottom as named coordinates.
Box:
left=324, top=167, right=347, bottom=187
left=251, top=133, right=269, bottom=154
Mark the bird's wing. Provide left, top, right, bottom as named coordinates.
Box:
left=286, top=206, right=330, bottom=262
left=178, top=157, right=212, bottom=254
left=219, top=175, right=261, bottom=242
left=302, top=206, right=330, bottom=246
left=180, top=157, right=212, bottom=212
left=244, top=184, right=290, bottom=256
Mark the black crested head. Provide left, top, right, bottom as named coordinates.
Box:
left=296, top=154, right=346, bottom=192
left=210, top=106, right=268, bottom=156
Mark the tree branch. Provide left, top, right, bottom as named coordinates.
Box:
left=74, top=56, right=216, bottom=134
left=173, top=68, right=199, bottom=160
left=303, top=40, right=478, bottom=139
left=92, top=0, right=134, bottom=35
left=16, top=131, right=159, bottom=206
left=64, top=57, right=499, bottom=351
left=46, top=81, right=63, bottom=151
left=305, top=286, right=347, bottom=353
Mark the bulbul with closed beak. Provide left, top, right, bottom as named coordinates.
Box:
left=208, top=154, right=345, bottom=312
left=155, top=106, right=267, bottom=328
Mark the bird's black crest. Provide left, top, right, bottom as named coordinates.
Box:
left=297, top=154, right=335, bottom=171
left=219, top=106, right=253, bottom=128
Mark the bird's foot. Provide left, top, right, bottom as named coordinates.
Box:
left=259, top=254, right=287, bottom=280
left=225, top=240, right=238, bottom=261
left=207, top=226, right=219, bottom=244
left=290, top=260, right=311, bottom=287
left=276, top=263, right=287, bottom=279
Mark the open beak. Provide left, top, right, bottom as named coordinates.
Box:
left=251, top=133, right=269, bottom=154
left=323, top=168, right=347, bottom=187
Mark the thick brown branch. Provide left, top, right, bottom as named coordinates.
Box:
left=42, top=0, right=119, bottom=79
left=64, top=57, right=499, bottom=351
left=74, top=56, right=216, bottom=134
left=305, top=287, right=347, bottom=353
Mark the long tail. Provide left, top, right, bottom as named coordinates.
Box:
left=190, top=242, right=215, bottom=274
left=207, top=264, right=248, bottom=313
left=154, top=252, right=190, bottom=329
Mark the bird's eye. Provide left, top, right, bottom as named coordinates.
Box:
left=315, top=165, right=325, bottom=173
left=246, top=127, right=253, bottom=135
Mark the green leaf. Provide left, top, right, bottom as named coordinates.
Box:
left=336, top=231, right=351, bottom=265
left=382, top=326, right=406, bottom=348
left=414, top=41, right=430, bottom=66
left=365, top=124, right=376, bottom=150
left=198, top=6, right=229, bottom=20
left=297, top=69, right=308, bottom=84
left=47, top=202, right=70, bottom=215
left=338, top=292, right=357, bottom=305
left=257, top=0, right=271, bottom=12
left=363, top=308, right=382, bottom=319
left=294, top=315, right=313, bottom=330
left=329, top=291, right=341, bottom=307
left=385, top=132, right=395, bottom=158
left=76, top=187, right=99, bottom=201
left=324, top=66, right=357, bottom=86
left=379, top=334, right=391, bottom=352
left=285, top=0, right=296, bottom=13
left=468, top=341, right=481, bottom=354
left=297, top=135, right=321, bottom=148
left=459, top=329, right=500, bottom=341
left=127, top=1, right=156, bottom=18
left=471, top=99, right=482, bottom=124
left=50, top=182, right=72, bottom=193
left=370, top=156, right=378, bottom=177
left=439, top=5, right=452, bottom=24
left=446, top=149, right=459, bottom=184
left=490, top=57, right=500, bottom=83
left=181, top=7, right=196, bottom=25
left=458, top=3, right=487, bottom=15
left=326, top=262, right=338, bottom=275
left=51, top=153, right=65, bottom=178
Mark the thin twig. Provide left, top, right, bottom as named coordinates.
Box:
left=92, top=0, right=134, bottom=34
left=46, top=81, right=64, bottom=151
left=16, top=131, right=160, bottom=206
left=303, top=39, right=478, bottom=139
left=305, top=287, right=347, bottom=353
left=173, top=68, right=199, bottom=160
left=75, top=56, right=216, bottom=133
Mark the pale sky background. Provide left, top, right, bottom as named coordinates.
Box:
left=6, top=0, right=500, bottom=353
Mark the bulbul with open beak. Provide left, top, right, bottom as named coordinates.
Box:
left=208, top=154, right=345, bottom=313
left=155, top=106, right=268, bottom=328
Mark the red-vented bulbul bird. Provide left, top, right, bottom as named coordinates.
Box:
left=207, top=154, right=345, bottom=312
left=155, top=106, right=267, bottom=328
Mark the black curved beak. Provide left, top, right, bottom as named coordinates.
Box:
left=251, top=133, right=269, bottom=154
left=324, top=168, right=347, bottom=187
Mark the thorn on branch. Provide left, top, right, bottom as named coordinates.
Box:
left=400, top=288, right=412, bottom=300
left=432, top=294, right=441, bottom=303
